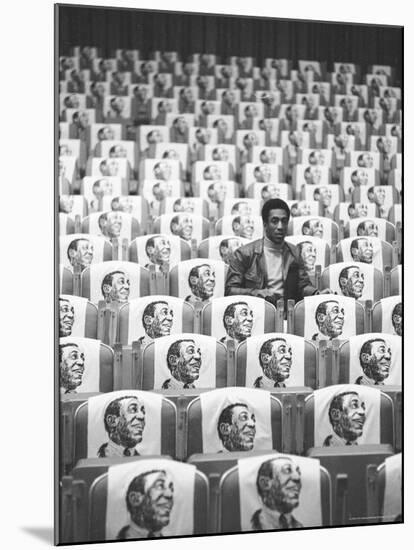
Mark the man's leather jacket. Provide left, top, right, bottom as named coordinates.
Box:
left=225, top=238, right=317, bottom=305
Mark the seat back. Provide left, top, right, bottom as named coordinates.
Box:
left=186, top=389, right=283, bottom=456
left=346, top=217, right=396, bottom=244
left=236, top=333, right=318, bottom=389
left=60, top=266, right=74, bottom=294
left=73, top=391, right=177, bottom=462
left=197, top=236, right=250, bottom=263
left=288, top=216, right=339, bottom=246
left=141, top=334, right=228, bottom=390
left=152, top=214, right=210, bottom=244
left=60, top=234, right=113, bottom=269
left=336, top=237, right=393, bottom=271
left=218, top=454, right=332, bottom=532
left=371, top=296, right=402, bottom=334
left=117, top=296, right=195, bottom=344
left=390, top=265, right=401, bottom=295
left=128, top=234, right=191, bottom=266
left=88, top=462, right=209, bottom=541
left=169, top=259, right=228, bottom=301
left=320, top=261, right=383, bottom=303
left=81, top=212, right=141, bottom=240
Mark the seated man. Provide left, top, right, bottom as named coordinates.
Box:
left=225, top=199, right=330, bottom=307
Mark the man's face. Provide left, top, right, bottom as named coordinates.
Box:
left=352, top=170, right=369, bottom=187
left=372, top=188, right=386, bottom=206
left=78, top=111, right=89, bottom=128
left=205, top=165, right=222, bottom=181
left=174, top=117, right=188, bottom=134
left=148, top=303, right=174, bottom=337
left=106, top=212, right=123, bottom=238
left=334, top=393, right=366, bottom=441
left=234, top=216, right=255, bottom=239
left=137, top=472, right=174, bottom=530
left=170, top=340, right=202, bottom=383
left=112, top=97, right=124, bottom=113
left=103, top=160, right=119, bottom=176
left=101, top=126, right=115, bottom=140
left=254, top=165, right=272, bottom=183
left=69, top=239, right=94, bottom=269
left=232, top=202, right=252, bottom=217
left=305, top=166, right=322, bottom=185
left=208, top=182, right=227, bottom=204
left=359, top=222, right=378, bottom=237
left=264, top=208, right=288, bottom=245
left=303, top=220, right=324, bottom=238
left=154, top=161, right=172, bottom=181
left=152, top=181, right=170, bottom=201
left=261, top=339, right=293, bottom=383
left=261, top=184, right=281, bottom=201
left=300, top=242, right=317, bottom=271
left=111, top=397, right=146, bottom=447
left=212, top=147, right=229, bottom=161
left=362, top=340, right=392, bottom=382
left=262, top=459, right=302, bottom=513
left=317, top=187, right=332, bottom=207
left=174, top=198, right=194, bottom=213
left=110, top=145, right=127, bottom=158
left=352, top=204, right=368, bottom=218
left=60, top=344, right=85, bottom=391
left=392, top=308, right=402, bottom=336
left=105, top=272, right=130, bottom=303
left=59, top=299, right=75, bottom=336
left=243, top=132, right=259, bottom=149
left=352, top=239, right=374, bottom=263
left=163, top=150, right=179, bottom=160
left=172, top=215, right=193, bottom=240
left=182, top=88, right=194, bottom=102
left=147, top=130, right=162, bottom=144
left=222, top=405, right=256, bottom=451
left=191, top=265, right=216, bottom=299
left=317, top=301, right=345, bottom=338
left=148, top=237, right=171, bottom=264
left=340, top=267, right=365, bottom=299
left=226, top=303, right=254, bottom=340
left=358, top=154, right=374, bottom=168
left=115, top=196, right=134, bottom=214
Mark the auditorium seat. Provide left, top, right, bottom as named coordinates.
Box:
left=197, top=235, right=250, bottom=263
left=336, top=237, right=393, bottom=271
left=60, top=265, right=74, bottom=294
left=344, top=217, right=396, bottom=243
left=371, top=295, right=402, bottom=334
left=320, top=261, right=384, bottom=303
left=60, top=213, right=76, bottom=235
left=366, top=453, right=402, bottom=524
left=215, top=214, right=264, bottom=240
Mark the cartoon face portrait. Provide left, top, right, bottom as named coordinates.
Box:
left=172, top=116, right=188, bottom=134
left=325, top=391, right=366, bottom=445
left=110, top=196, right=135, bottom=214
left=350, top=169, right=369, bottom=189
left=92, top=178, right=114, bottom=198
left=259, top=149, right=278, bottom=164
left=172, top=198, right=195, bottom=213
left=290, top=202, right=312, bottom=217
left=350, top=238, right=374, bottom=264
left=391, top=303, right=402, bottom=336
left=119, top=470, right=174, bottom=538
left=255, top=457, right=302, bottom=520
left=170, top=215, right=193, bottom=241
left=261, top=184, right=282, bottom=201
left=223, top=301, right=254, bottom=342
left=231, top=201, right=252, bottom=216
left=212, top=146, right=229, bottom=162
left=219, top=238, right=243, bottom=265
left=313, top=186, right=332, bottom=207
left=60, top=342, right=85, bottom=393
left=142, top=301, right=174, bottom=339
left=253, top=165, right=272, bottom=183
left=98, top=212, right=123, bottom=238
left=101, top=270, right=130, bottom=303
left=359, top=338, right=392, bottom=384
left=166, top=339, right=202, bottom=386
left=99, top=159, right=120, bottom=176
left=145, top=236, right=171, bottom=266
left=146, top=129, right=163, bottom=145
left=67, top=238, right=94, bottom=269
left=152, top=181, right=172, bottom=202
left=357, top=221, right=379, bottom=237
left=59, top=297, right=75, bottom=336
left=203, top=164, right=222, bottom=181
left=232, top=216, right=255, bottom=239
left=339, top=266, right=365, bottom=299
left=298, top=241, right=317, bottom=274
left=187, top=264, right=216, bottom=301
left=153, top=161, right=173, bottom=181
left=217, top=403, right=256, bottom=452
left=243, top=132, right=259, bottom=150
left=367, top=186, right=386, bottom=207
left=109, top=145, right=127, bottom=158
left=357, top=154, right=374, bottom=169
left=304, top=166, right=322, bottom=185
left=257, top=338, right=293, bottom=387
left=302, top=219, right=324, bottom=238
left=101, top=395, right=146, bottom=456
left=314, top=300, right=345, bottom=339
left=207, top=182, right=227, bottom=204
left=348, top=203, right=369, bottom=219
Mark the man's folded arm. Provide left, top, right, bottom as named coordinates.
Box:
left=225, top=251, right=256, bottom=296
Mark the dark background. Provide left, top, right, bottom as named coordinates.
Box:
left=58, top=4, right=402, bottom=81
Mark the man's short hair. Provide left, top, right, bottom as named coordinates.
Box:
left=145, top=236, right=157, bottom=254
left=392, top=302, right=402, bottom=319
left=217, top=402, right=248, bottom=443
left=170, top=215, right=180, bottom=231
left=188, top=264, right=209, bottom=287
left=222, top=301, right=248, bottom=331
left=59, top=342, right=79, bottom=363
left=125, top=470, right=166, bottom=514
left=101, top=270, right=125, bottom=296
left=231, top=216, right=242, bottom=231
left=256, top=459, right=277, bottom=499
left=350, top=238, right=363, bottom=251
left=103, top=395, right=138, bottom=434
left=328, top=391, right=359, bottom=426
left=261, top=198, right=290, bottom=223
left=142, top=300, right=168, bottom=328
left=359, top=338, right=385, bottom=368
left=314, top=300, right=337, bottom=327
left=259, top=337, right=286, bottom=369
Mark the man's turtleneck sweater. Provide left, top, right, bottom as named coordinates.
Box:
left=263, top=236, right=284, bottom=295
